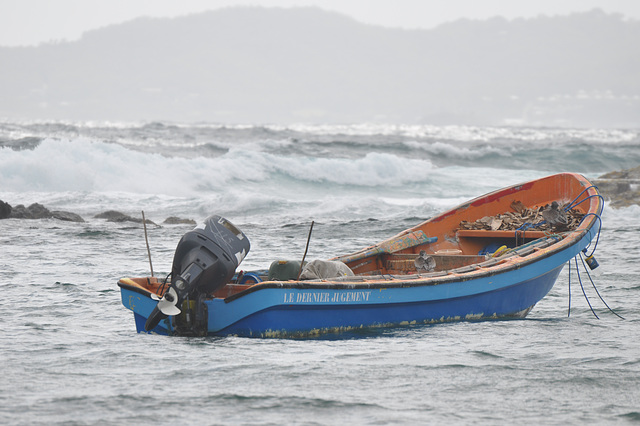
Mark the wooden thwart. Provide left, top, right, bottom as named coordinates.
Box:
left=386, top=253, right=486, bottom=274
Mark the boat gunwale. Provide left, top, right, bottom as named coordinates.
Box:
left=118, top=280, right=158, bottom=297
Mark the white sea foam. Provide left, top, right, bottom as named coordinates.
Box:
left=0, top=137, right=201, bottom=195
left=0, top=137, right=438, bottom=194
left=404, top=140, right=509, bottom=159
left=264, top=122, right=640, bottom=143
left=1, top=124, right=636, bottom=226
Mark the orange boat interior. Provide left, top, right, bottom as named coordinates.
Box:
left=337, top=173, right=597, bottom=275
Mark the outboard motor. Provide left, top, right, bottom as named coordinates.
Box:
left=145, top=215, right=250, bottom=335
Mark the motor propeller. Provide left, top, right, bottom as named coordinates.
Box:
left=150, top=286, right=180, bottom=313
left=144, top=215, right=250, bottom=333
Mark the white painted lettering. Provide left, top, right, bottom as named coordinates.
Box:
left=285, top=291, right=372, bottom=304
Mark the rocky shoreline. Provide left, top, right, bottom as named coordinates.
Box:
left=1, top=167, right=637, bottom=223
left=0, top=200, right=196, bottom=226
left=592, top=165, right=640, bottom=208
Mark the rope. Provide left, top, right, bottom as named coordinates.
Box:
left=562, top=186, right=622, bottom=320
left=574, top=256, right=599, bottom=319
left=578, top=252, right=625, bottom=320
left=567, top=259, right=572, bottom=317
left=565, top=194, right=606, bottom=213
left=157, top=272, right=172, bottom=297
left=564, top=185, right=605, bottom=215
left=565, top=185, right=596, bottom=210
left=577, top=213, right=603, bottom=257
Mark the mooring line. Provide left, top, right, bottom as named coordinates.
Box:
left=578, top=252, right=625, bottom=320
left=574, top=256, right=599, bottom=319
left=567, top=258, right=572, bottom=318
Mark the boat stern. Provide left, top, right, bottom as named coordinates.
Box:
left=118, top=278, right=171, bottom=335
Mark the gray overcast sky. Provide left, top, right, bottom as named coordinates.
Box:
left=1, top=0, right=640, bottom=46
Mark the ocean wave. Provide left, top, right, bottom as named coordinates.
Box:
left=2, top=120, right=638, bottom=178
left=1, top=123, right=637, bottom=222
left=1, top=137, right=534, bottom=223
left=405, top=140, right=509, bottom=160
left=3, top=119, right=638, bottom=146
left=0, top=137, right=437, bottom=195
left=0, top=137, right=202, bottom=194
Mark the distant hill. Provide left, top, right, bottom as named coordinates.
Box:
left=1, top=7, right=638, bottom=127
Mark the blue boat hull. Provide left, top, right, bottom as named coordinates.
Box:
left=120, top=242, right=574, bottom=337
left=118, top=173, right=603, bottom=338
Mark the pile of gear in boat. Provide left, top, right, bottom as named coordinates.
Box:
left=458, top=200, right=585, bottom=233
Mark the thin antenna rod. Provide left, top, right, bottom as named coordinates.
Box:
left=142, top=210, right=154, bottom=277
left=297, top=221, right=315, bottom=280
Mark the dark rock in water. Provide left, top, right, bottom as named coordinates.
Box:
left=51, top=211, right=85, bottom=222
left=0, top=200, right=11, bottom=219
left=598, top=166, right=640, bottom=181
left=27, top=203, right=52, bottom=219
left=94, top=210, right=132, bottom=221
left=8, top=204, right=30, bottom=219
left=0, top=136, right=42, bottom=151
left=10, top=203, right=51, bottom=219
left=0, top=199, right=84, bottom=222
left=163, top=216, right=197, bottom=225
left=5, top=202, right=85, bottom=222
left=95, top=210, right=156, bottom=226
left=595, top=165, right=640, bottom=208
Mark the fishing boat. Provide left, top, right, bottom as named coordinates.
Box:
left=118, top=173, right=603, bottom=338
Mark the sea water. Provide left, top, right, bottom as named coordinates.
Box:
left=0, top=121, right=639, bottom=425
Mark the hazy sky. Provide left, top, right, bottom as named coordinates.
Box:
left=1, top=0, right=640, bottom=46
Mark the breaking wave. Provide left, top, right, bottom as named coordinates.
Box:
left=1, top=122, right=637, bottom=221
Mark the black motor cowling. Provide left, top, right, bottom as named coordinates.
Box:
left=145, top=215, right=250, bottom=334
